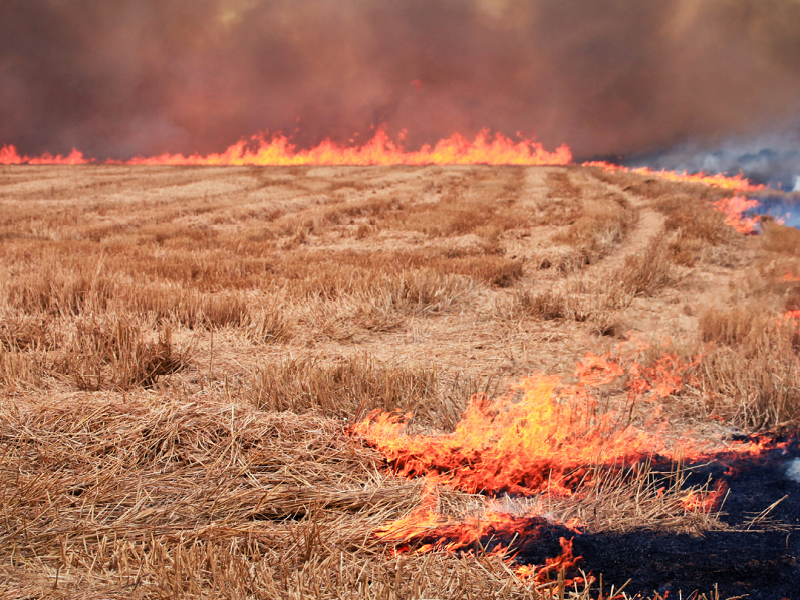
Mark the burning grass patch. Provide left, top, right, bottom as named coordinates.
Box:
left=510, top=461, right=726, bottom=536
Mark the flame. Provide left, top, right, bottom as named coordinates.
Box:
left=353, top=346, right=702, bottom=583
left=680, top=481, right=728, bottom=513
left=1, top=129, right=571, bottom=167
left=0, top=145, right=88, bottom=165
left=355, top=341, right=798, bottom=585
left=379, top=507, right=583, bottom=586
left=374, top=480, right=583, bottom=587
left=584, top=161, right=765, bottom=192
left=626, top=353, right=700, bottom=401
left=512, top=538, right=581, bottom=584
left=712, top=195, right=762, bottom=234
left=783, top=273, right=800, bottom=283
left=355, top=345, right=702, bottom=498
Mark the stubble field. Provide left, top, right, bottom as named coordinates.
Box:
left=1, top=164, right=799, bottom=599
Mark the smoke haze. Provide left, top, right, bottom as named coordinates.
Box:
left=2, top=0, right=800, bottom=163
left=629, top=135, right=800, bottom=188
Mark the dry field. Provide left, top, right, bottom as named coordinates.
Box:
left=1, top=163, right=799, bottom=599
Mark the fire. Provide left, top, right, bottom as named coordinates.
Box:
left=584, top=161, right=765, bottom=192
left=783, top=272, right=800, bottom=282
left=680, top=481, right=728, bottom=513
left=513, top=538, right=580, bottom=584
left=353, top=341, right=789, bottom=583
left=0, top=145, right=88, bottom=165
left=354, top=344, right=702, bottom=498
left=712, top=195, right=762, bottom=234
left=374, top=480, right=583, bottom=587
left=0, top=129, right=571, bottom=167
left=2, top=132, right=775, bottom=202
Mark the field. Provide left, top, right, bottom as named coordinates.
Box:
left=1, top=164, right=800, bottom=599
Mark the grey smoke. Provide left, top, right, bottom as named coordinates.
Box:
left=2, top=0, right=800, bottom=161
left=628, top=134, right=800, bottom=189
left=787, top=458, right=800, bottom=484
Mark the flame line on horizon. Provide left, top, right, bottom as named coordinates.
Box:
left=0, top=129, right=571, bottom=167
left=0, top=130, right=776, bottom=192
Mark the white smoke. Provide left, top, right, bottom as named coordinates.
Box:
left=629, top=133, right=800, bottom=190
left=786, top=458, right=800, bottom=483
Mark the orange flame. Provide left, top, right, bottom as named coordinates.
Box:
left=513, top=538, right=581, bottom=584
left=375, top=481, right=583, bottom=586
left=0, top=145, right=88, bottom=165
left=584, top=161, right=765, bottom=193
left=0, top=129, right=571, bottom=167
left=712, top=195, right=762, bottom=234
left=355, top=346, right=702, bottom=497
left=680, top=481, right=728, bottom=513
left=355, top=341, right=794, bottom=584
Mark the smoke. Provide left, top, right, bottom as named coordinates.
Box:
left=627, top=134, right=800, bottom=188
left=747, top=194, right=800, bottom=229
left=787, top=459, right=800, bottom=484
left=2, top=0, right=800, bottom=160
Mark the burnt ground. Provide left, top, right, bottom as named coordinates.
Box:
left=417, top=439, right=800, bottom=598
left=548, top=440, right=800, bottom=598
left=574, top=528, right=798, bottom=599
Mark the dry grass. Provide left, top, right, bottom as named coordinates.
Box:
left=56, top=318, right=189, bottom=390
left=248, top=354, right=440, bottom=420
left=657, top=193, right=731, bottom=245
left=550, top=192, right=638, bottom=271
left=535, top=171, right=583, bottom=226
left=0, top=314, right=193, bottom=393
left=615, top=239, right=677, bottom=297
left=692, top=305, right=800, bottom=428
left=247, top=353, right=499, bottom=430
left=0, top=315, right=55, bottom=350
left=699, top=305, right=776, bottom=347
left=512, top=274, right=632, bottom=337
left=762, top=217, right=800, bottom=255
left=588, top=170, right=736, bottom=267
left=0, top=164, right=790, bottom=598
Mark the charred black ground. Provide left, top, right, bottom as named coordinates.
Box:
left=571, top=439, right=800, bottom=598
left=393, top=437, right=800, bottom=599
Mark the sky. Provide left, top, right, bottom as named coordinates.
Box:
left=2, top=0, right=800, bottom=174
